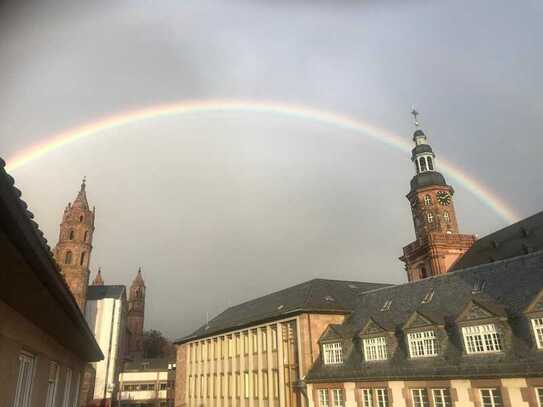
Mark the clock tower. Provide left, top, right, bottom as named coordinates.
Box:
left=400, top=110, right=476, bottom=282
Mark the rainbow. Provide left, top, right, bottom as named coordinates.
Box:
left=5, top=99, right=519, bottom=223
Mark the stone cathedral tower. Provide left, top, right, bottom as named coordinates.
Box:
left=128, top=268, right=146, bottom=356
left=54, top=178, right=95, bottom=312
left=400, top=110, right=476, bottom=282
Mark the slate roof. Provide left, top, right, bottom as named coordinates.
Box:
left=306, top=249, right=543, bottom=382
left=409, top=171, right=448, bottom=193
left=452, top=210, right=543, bottom=270
left=0, top=157, right=102, bottom=361
left=175, top=279, right=392, bottom=344
left=87, top=284, right=126, bottom=300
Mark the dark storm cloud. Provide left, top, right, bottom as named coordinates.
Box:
left=0, top=0, right=541, bottom=338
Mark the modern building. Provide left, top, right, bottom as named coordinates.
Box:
left=400, top=113, right=476, bottom=281
left=118, top=358, right=176, bottom=407
left=0, top=158, right=103, bottom=407
left=85, top=283, right=129, bottom=406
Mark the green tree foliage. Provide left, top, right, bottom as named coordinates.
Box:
left=143, top=329, right=173, bottom=358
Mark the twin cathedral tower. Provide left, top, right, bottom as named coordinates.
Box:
left=52, top=111, right=475, bottom=329
left=52, top=178, right=146, bottom=356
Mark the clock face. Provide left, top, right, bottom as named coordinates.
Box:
left=436, top=191, right=451, bottom=206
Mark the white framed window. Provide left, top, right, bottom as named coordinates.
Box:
left=361, top=388, right=389, bottom=407
left=535, top=387, right=543, bottom=407
left=532, top=318, right=543, bottom=349
left=462, top=324, right=503, bottom=354
left=443, top=211, right=450, bottom=223
left=45, top=362, right=59, bottom=407
left=323, top=342, right=343, bottom=364
left=427, top=212, right=434, bottom=223
left=411, top=388, right=430, bottom=407
left=407, top=330, right=439, bottom=358
left=62, top=368, right=72, bottom=407
left=380, top=300, right=392, bottom=311
left=332, top=389, right=344, bottom=407
left=424, top=194, right=432, bottom=206
left=319, top=389, right=329, bottom=407
left=14, top=352, right=35, bottom=407
left=363, top=336, right=388, bottom=361
left=432, top=389, right=452, bottom=407
left=262, top=371, right=269, bottom=399
left=243, top=372, right=249, bottom=399
left=479, top=388, right=503, bottom=407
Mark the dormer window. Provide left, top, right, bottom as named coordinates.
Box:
left=472, top=279, right=487, bottom=294
left=421, top=290, right=434, bottom=304
left=462, top=324, right=503, bottom=354
left=531, top=318, right=543, bottom=349
left=380, top=300, right=392, bottom=312
left=407, top=330, right=439, bottom=358
left=323, top=342, right=343, bottom=365
left=363, top=337, right=388, bottom=361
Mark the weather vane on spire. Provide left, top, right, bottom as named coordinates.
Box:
left=411, top=106, right=420, bottom=128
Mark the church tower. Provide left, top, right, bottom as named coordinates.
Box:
left=54, top=178, right=95, bottom=312
left=127, top=268, right=146, bottom=356
left=400, top=110, right=476, bottom=281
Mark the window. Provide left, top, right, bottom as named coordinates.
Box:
left=361, top=389, right=374, bottom=407
left=221, top=336, right=227, bottom=359
left=64, top=251, right=72, bottom=264
left=532, top=318, right=543, bottom=349
left=332, top=389, right=344, bottom=407
left=443, top=211, right=450, bottom=223
left=79, top=252, right=86, bottom=266
left=416, top=160, right=421, bottom=174
left=472, top=279, right=486, bottom=293
left=253, top=372, right=258, bottom=398
left=420, top=266, right=429, bottom=279
left=262, top=329, right=268, bottom=352
left=272, top=370, right=279, bottom=399
left=62, top=368, right=72, bottom=407
left=243, top=372, right=250, bottom=399
left=363, top=337, right=388, bottom=361
left=375, top=389, right=389, bottom=407
left=235, top=334, right=241, bottom=356
left=407, top=330, right=439, bottom=358
left=432, top=389, right=452, bottom=407
left=214, top=339, right=219, bottom=360
left=380, top=300, right=392, bottom=311
left=319, top=389, right=329, bottom=407
left=13, top=352, right=36, bottom=407
left=535, top=387, right=543, bottom=406
left=427, top=157, right=434, bottom=171
left=236, top=373, right=241, bottom=398
left=69, top=230, right=75, bottom=240
left=79, top=215, right=84, bottom=222
left=45, top=362, right=59, bottom=407
left=462, top=324, right=503, bottom=354
left=271, top=327, right=278, bottom=350
left=262, top=371, right=269, bottom=399
left=420, top=157, right=427, bottom=172
left=227, top=374, right=232, bottom=398
left=213, top=374, right=218, bottom=398
left=84, top=231, right=88, bottom=242
left=323, top=342, right=343, bottom=365
left=228, top=335, right=234, bottom=358
left=479, top=388, right=503, bottom=407
left=220, top=374, right=224, bottom=398
left=424, top=194, right=432, bottom=206
left=411, top=388, right=429, bottom=407
left=243, top=332, right=249, bottom=355
left=427, top=212, right=434, bottom=223
left=188, top=376, right=192, bottom=398
left=421, top=290, right=434, bottom=304
left=206, top=374, right=211, bottom=397
left=200, top=375, right=204, bottom=397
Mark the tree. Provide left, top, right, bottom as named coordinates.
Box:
left=142, top=329, right=173, bottom=358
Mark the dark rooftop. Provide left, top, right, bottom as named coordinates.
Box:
left=175, top=278, right=393, bottom=344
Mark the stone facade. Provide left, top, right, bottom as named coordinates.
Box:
left=53, top=178, right=95, bottom=311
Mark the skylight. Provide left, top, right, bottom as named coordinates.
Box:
left=421, top=290, right=435, bottom=304
left=472, top=279, right=486, bottom=294
left=380, top=300, right=392, bottom=312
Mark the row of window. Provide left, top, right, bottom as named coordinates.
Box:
left=323, top=322, right=515, bottom=365
left=425, top=211, right=450, bottom=224
left=66, top=229, right=89, bottom=242
left=14, top=352, right=80, bottom=407
left=189, top=326, right=279, bottom=363
left=188, top=370, right=280, bottom=400
left=63, top=250, right=86, bottom=266
left=415, top=155, right=435, bottom=174
left=318, top=386, right=539, bottom=407
left=122, top=382, right=168, bottom=391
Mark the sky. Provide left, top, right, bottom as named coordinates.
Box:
left=0, top=0, right=542, bottom=339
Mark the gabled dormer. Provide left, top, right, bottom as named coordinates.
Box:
left=524, top=288, right=543, bottom=350
left=402, top=310, right=445, bottom=359
left=456, top=299, right=508, bottom=355
left=318, top=325, right=345, bottom=365
left=358, top=317, right=395, bottom=362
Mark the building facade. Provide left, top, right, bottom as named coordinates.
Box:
left=400, top=114, right=476, bottom=281
left=0, top=158, right=103, bottom=407
left=118, top=358, right=176, bottom=407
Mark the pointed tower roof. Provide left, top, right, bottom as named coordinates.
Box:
left=131, top=267, right=145, bottom=287
left=73, top=177, right=89, bottom=209
left=92, top=268, right=104, bottom=285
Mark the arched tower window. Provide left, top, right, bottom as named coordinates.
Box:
left=420, top=266, right=428, bottom=279
left=424, top=194, right=432, bottom=206
left=443, top=211, right=450, bottom=223
left=420, top=157, right=427, bottom=172
left=80, top=252, right=86, bottom=266
left=79, top=215, right=84, bottom=222
left=427, top=212, right=434, bottom=223
left=427, top=157, right=434, bottom=171
left=415, top=160, right=420, bottom=174
left=65, top=251, right=72, bottom=264
left=69, top=230, right=75, bottom=240
left=84, top=231, right=88, bottom=242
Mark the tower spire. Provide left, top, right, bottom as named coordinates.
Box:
left=411, top=106, right=420, bottom=128
left=92, top=267, right=104, bottom=285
